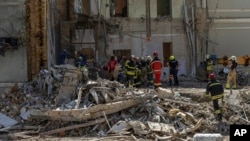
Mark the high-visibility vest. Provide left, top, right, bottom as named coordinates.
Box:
left=151, top=58, right=162, bottom=72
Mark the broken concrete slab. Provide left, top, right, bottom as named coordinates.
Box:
left=0, top=113, right=18, bottom=128
left=147, top=121, right=175, bottom=134
left=55, top=85, right=76, bottom=105
left=157, top=87, right=173, bottom=99
left=225, top=93, right=241, bottom=107
left=107, top=120, right=131, bottom=134
left=193, top=133, right=223, bottom=141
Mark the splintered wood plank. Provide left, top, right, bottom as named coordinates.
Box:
left=30, top=99, right=140, bottom=121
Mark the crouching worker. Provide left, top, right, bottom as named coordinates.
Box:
left=205, top=73, right=224, bottom=121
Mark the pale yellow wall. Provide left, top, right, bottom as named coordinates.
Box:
left=172, top=0, right=183, bottom=18
left=99, top=0, right=184, bottom=19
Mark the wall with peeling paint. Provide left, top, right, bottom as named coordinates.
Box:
left=85, top=0, right=189, bottom=75
left=0, top=0, right=27, bottom=82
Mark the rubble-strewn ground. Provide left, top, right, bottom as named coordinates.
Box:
left=0, top=65, right=249, bottom=141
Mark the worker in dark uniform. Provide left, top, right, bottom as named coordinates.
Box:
left=146, top=56, right=154, bottom=88
left=168, top=55, right=179, bottom=86
left=140, top=56, right=148, bottom=87
left=205, top=73, right=224, bottom=121
left=125, top=55, right=137, bottom=87
left=134, top=57, right=142, bottom=88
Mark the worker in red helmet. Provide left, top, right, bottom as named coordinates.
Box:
left=153, top=51, right=158, bottom=57
left=205, top=73, right=224, bottom=121
left=151, top=51, right=163, bottom=88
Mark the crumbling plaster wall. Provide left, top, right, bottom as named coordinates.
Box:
left=106, top=0, right=189, bottom=75
left=0, top=0, right=27, bottom=82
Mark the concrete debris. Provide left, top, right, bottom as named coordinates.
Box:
left=147, top=121, right=175, bottom=134
left=107, top=120, right=131, bottom=134
left=1, top=65, right=250, bottom=140
left=0, top=113, right=18, bottom=128
left=193, top=133, right=223, bottom=141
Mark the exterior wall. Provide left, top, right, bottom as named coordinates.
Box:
left=100, top=0, right=189, bottom=75
left=172, top=0, right=184, bottom=18
left=207, top=0, right=250, bottom=18
left=0, top=0, right=27, bottom=82
left=207, top=0, right=250, bottom=58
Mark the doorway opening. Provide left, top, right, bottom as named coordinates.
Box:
left=163, top=42, right=172, bottom=67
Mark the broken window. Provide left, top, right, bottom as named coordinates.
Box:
left=110, top=0, right=128, bottom=17
left=157, top=0, right=171, bottom=17
left=0, top=37, right=19, bottom=49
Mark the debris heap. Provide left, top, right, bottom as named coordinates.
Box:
left=1, top=64, right=250, bottom=140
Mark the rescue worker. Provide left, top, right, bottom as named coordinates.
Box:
left=168, top=55, right=179, bottom=86
left=134, top=57, right=142, bottom=88
left=107, top=55, right=118, bottom=81
left=146, top=56, right=154, bottom=88
left=226, top=55, right=238, bottom=89
left=151, top=51, right=163, bottom=88
left=59, top=49, right=70, bottom=64
left=205, top=54, right=214, bottom=78
left=205, top=73, right=224, bottom=121
left=125, top=55, right=137, bottom=87
left=118, top=56, right=128, bottom=83
left=140, top=56, right=148, bottom=87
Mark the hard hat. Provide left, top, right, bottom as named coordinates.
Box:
left=209, top=73, right=216, bottom=80
left=131, top=55, right=135, bottom=58
left=153, top=51, right=158, bottom=57
left=206, top=54, right=210, bottom=59
left=229, top=56, right=237, bottom=61
left=147, top=56, right=152, bottom=61
left=169, top=55, right=175, bottom=61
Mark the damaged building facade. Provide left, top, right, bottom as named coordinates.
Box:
left=1, top=0, right=250, bottom=82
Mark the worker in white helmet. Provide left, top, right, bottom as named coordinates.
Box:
left=226, top=56, right=238, bottom=89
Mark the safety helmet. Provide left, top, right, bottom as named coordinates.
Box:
left=169, top=55, right=175, bottom=61
left=209, top=73, right=216, bottom=80
left=131, top=55, right=135, bottom=58
left=147, top=56, right=152, bottom=61
left=206, top=54, right=210, bottom=59
left=153, top=51, right=158, bottom=57
left=229, top=56, right=237, bottom=61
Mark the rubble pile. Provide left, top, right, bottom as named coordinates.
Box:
left=1, top=64, right=250, bottom=140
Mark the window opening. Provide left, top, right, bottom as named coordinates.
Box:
left=157, top=0, right=171, bottom=17
left=110, top=0, right=128, bottom=17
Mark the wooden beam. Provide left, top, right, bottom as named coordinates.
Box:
left=30, top=99, right=140, bottom=121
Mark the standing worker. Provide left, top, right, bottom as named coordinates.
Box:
left=146, top=56, right=154, bottom=88
left=107, top=55, right=118, bottom=81
left=134, top=57, right=142, bottom=88
left=205, top=54, right=214, bottom=78
left=205, top=73, right=224, bottom=121
left=140, top=57, right=148, bottom=87
left=151, top=51, right=163, bottom=88
left=226, top=56, right=238, bottom=89
left=125, top=55, right=137, bottom=87
left=168, top=55, right=179, bottom=86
